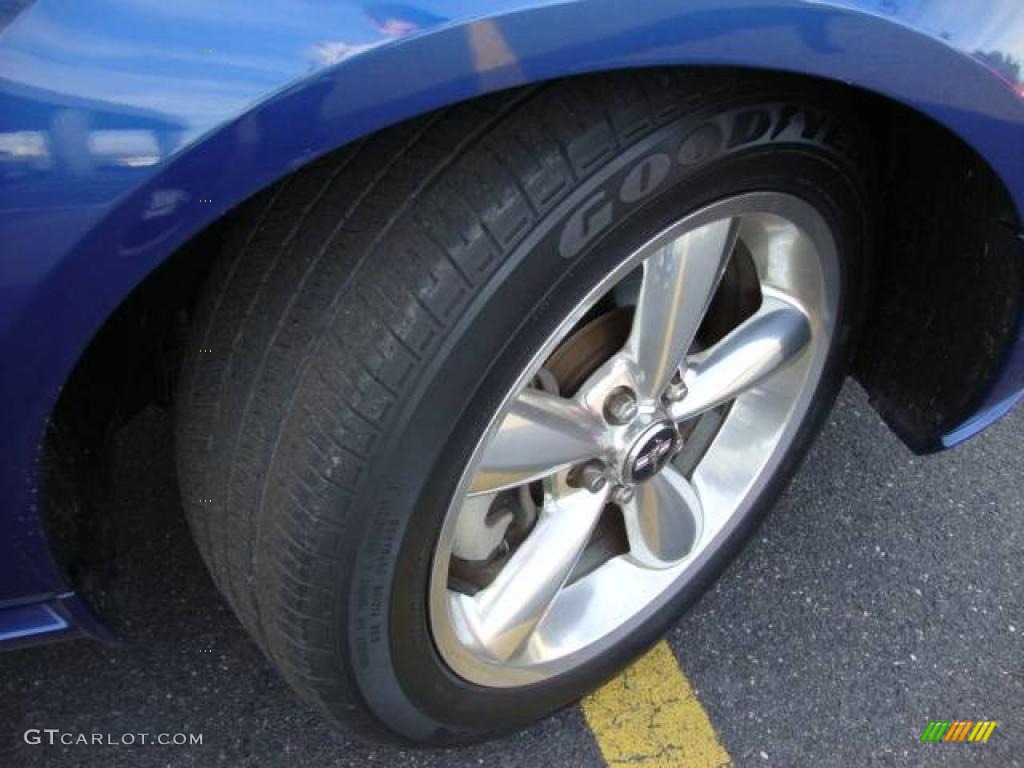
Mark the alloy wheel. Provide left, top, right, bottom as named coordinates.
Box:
left=429, top=193, right=838, bottom=686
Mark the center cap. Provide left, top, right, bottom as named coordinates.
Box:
left=624, top=421, right=680, bottom=483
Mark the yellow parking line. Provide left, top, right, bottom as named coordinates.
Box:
left=581, top=640, right=732, bottom=768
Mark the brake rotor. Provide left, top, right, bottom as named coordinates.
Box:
left=544, top=242, right=759, bottom=393
left=544, top=306, right=633, bottom=395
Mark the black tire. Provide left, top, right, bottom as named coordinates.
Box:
left=176, top=70, right=872, bottom=745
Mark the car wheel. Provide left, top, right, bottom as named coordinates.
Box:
left=176, top=71, right=870, bottom=744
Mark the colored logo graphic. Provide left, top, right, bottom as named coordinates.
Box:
left=920, top=721, right=997, bottom=742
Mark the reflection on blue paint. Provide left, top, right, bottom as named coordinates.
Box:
left=0, top=79, right=186, bottom=181
left=0, top=601, right=68, bottom=642
left=821, top=0, right=1024, bottom=93
left=941, top=389, right=1024, bottom=448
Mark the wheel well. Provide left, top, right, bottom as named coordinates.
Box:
left=41, top=66, right=1023, bottom=601
left=851, top=105, right=1023, bottom=452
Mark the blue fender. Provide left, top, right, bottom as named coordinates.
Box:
left=1, top=0, right=1022, bottom=620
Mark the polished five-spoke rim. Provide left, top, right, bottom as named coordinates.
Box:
left=429, top=192, right=839, bottom=686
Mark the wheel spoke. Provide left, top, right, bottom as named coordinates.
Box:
left=453, top=486, right=608, bottom=661
left=668, top=292, right=811, bottom=423
left=621, top=465, right=701, bottom=569
left=624, top=218, right=739, bottom=401
left=470, top=389, right=605, bottom=495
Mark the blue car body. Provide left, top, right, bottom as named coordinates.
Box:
left=1, top=0, right=1022, bottom=647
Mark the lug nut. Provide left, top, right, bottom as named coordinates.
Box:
left=604, top=386, right=639, bottom=425
left=570, top=462, right=608, bottom=494
left=663, top=373, right=688, bottom=404
left=611, top=485, right=635, bottom=506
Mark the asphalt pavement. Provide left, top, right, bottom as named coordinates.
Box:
left=2, top=381, right=1021, bottom=767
